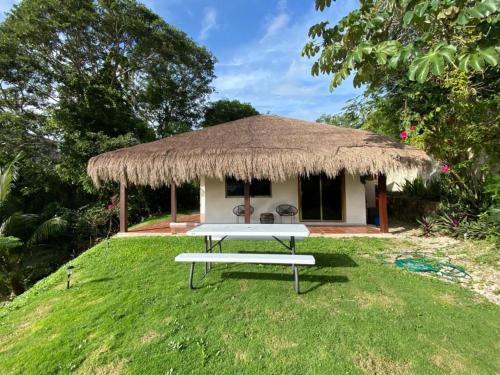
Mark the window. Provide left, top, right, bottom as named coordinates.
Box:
left=225, top=177, right=271, bottom=197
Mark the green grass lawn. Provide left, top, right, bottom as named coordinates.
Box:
left=0, top=237, right=498, bottom=374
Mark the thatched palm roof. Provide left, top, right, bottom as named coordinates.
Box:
left=87, top=115, right=432, bottom=187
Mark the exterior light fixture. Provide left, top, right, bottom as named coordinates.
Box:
left=66, top=265, right=75, bottom=289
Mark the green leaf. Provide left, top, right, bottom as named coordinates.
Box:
left=478, top=47, right=499, bottom=66
left=455, top=11, right=469, bottom=25
left=0, top=236, right=22, bottom=253
left=469, top=54, right=485, bottom=72
left=27, top=217, right=68, bottom=246
left=403, top=10, right=414, bottom=25
left=352, top=48, right=363, bottom=62
left=410, top=58, right=431, bottom=83
left=458, top=54, right=471, bottom=73
left=409, top=44, right=456, bottom=82
left=0, top=153, right=23, bottom=204
left=388, top=54, right=400, bottom=68
left=414, top=1, right=429, bottom=17
left=430, top=55, right=445, bottom=75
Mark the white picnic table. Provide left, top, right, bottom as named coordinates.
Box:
left=187, top=223, right=309, bottom=241
left=176, top=224, right=313, bottom=293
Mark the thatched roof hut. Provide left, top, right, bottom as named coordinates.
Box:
left=87, top=115, right=431, bottom=187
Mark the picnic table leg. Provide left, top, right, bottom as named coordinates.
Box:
left=189, top=262, right=195, bottom=289
left=208, top=236, right=213, bottom=271
left=204, top=236, right=208, bottom=274
left=294, top=266, right=299, bottom=294
left=290, top=235, right=295, bottom=272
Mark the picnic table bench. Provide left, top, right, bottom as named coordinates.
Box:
left=175, top=224, right=314, bottom=293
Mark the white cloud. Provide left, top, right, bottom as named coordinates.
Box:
left=262, top=13, right=290, bottom=40
left=212, top=0, right=362, bottom=121
left=199, top=7, right=218, bottom=41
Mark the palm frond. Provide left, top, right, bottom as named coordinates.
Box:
left=0, top=152, right=23, bottom=204
left=0, top=213, right=39, bottom=236
left=0, top=236, right=23, bottom=253
left=27, top=216, right=68, bottom=246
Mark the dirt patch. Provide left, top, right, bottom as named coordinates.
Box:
left=434, top=292, right=458, bottom=305
left=355, top=350, right=412, bottom=375
left=431, top=350, right=468, bottom=374
left=239, top=279, right=248, bottom=291
left=16, top=303, right=52, bottom=331
left=266, top=308, right=298, bottom=322
left=235, top=350, right=249, bottom=362
left=266, top=336, right=298, bottom=354
left=355, top=290, right=404, bottom=311
left=90, top=360, right=126, bottom=375
left=140, top=330, right=160, bottom=344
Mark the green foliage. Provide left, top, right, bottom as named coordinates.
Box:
left=305, top=0, right=499, bottom=87
left=1, top=0, right=215, bottom=189
left=0, top=0, right=216, bottom=296
left=0, top=236, right=22, bottom=252
left=307, top=1, right=499, bottom=242
left=417, top=216, right=436, bottom=236
left=316, top=96, right=369, bottom=128
left=202, top=99, right=259, bottom=128
left=0, top=153, right=22, bottom=204
left=399, top=177, right=443, bottom=201
left=0, top=236, right=498, bottom=374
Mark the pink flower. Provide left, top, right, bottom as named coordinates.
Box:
left=400, top=130, right=408, bottom=139
left=441, top=164, right=450, bottom=174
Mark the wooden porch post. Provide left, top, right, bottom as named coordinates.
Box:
left=119, top=182, right=128, bottom=233
left=244, top=182, right=250, bottom=224
left=378, top=174, right=389, bottom=233
left=171, top=183, right=177, bottom=223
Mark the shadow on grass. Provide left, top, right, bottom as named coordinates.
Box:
left=220, top=271, right=349, bottom=294
left=237, top=252, right=358, bottom=268
left=189, top=253, right=356, bottom=293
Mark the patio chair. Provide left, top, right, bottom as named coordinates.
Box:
left=276, top=204, right=298, bottom=223
left=232, top=204, right=254, bottom=223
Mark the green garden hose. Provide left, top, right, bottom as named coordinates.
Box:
left=394, top=254, right=471, bottom=281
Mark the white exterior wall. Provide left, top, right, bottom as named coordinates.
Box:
left=200, top=174, right=367, bottom=225
left=201, top=177, right=298, bottom=224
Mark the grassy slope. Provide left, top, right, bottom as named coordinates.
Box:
left=0, top=237, right=498, bottom=375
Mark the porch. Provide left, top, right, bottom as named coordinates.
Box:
left=125, top=213, right=385, bottom=236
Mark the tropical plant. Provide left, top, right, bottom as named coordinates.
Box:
left=304, top=0, right=499, bottom=89
left=0, top=155, right=68, bottom=296
left=417, top=216, right=436, bottom=236
left=305, top=0, right=499, bottom=237
left=400, top=176, right=443, bottom=201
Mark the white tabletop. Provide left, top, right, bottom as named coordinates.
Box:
left=186, top=224, right=309, bottom=238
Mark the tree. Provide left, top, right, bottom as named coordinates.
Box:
left=0, top=0, right=216, bottom=191
left=304, top=0, right=499, bottom=223
left=303, top=0, right=499, bottom=89
left=317, top=97, right=372, bottom=128
left=202, top=99, right=259, bottom=127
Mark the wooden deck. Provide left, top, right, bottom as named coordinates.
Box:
left=127, top=214, right=383, bottom=236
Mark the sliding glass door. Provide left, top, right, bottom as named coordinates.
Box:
left=300, top=173, right=343, bottom=221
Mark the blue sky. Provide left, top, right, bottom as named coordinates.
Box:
left=1, top=0, right=362, bottom=121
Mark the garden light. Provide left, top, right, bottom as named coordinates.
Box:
left=66, top=265, right=75, bottom=289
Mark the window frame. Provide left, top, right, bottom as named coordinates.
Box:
left=224, top=177, right=272, bottom=198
